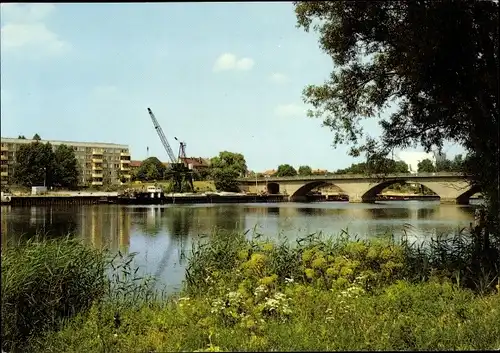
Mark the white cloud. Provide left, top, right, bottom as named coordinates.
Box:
left=274, top=103, right=307, bottom=118
left=213, top=53, right=255, bottom=72
left=0, top=3, right=69, bottom=56
left=269, top=72, right=289, bottom=84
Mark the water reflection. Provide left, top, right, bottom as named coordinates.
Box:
left=1, top=201, right=477, bottom=291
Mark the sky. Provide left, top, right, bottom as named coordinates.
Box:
left=0, top=2, right=465, bottom=172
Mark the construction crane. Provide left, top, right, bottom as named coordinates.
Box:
left=147, top=108, right=194, bottom=193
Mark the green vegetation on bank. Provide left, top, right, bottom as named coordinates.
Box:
left=2, top=228, right=499, bottom=352
left=11, top=135, right=80, bottom=189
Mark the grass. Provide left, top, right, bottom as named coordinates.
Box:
left=2, top=229, right=500, bottom=352
left=1, top=236, right=156, bottom=353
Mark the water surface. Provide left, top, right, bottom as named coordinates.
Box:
left=1, top=201, right=478, bottom=291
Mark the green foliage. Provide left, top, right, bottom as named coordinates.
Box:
left=29, top=233, right=500, bottom=352
left=12, top=142, right=79, bottom=188
left=17, top=135, right=26, bottom=139
left=12, top=141, right=56, bottom=187
left=294, top=0, right=499, bottom=254
left=276, top=164, right=297, bottom=177
left=336, top=157, right=408, bottom=175
left=53, top=145, right=79, bottom=188
left=298, top=165, right=312, bottom=176
left=210, top=151, right=247, bottom=191
left=417, top=159, right=436, bottom=173
left=1, top=237, right=107, bottom=352
left=1, top=237, right=157, bottom=353
left=32, top=133, right=41, bottom=141
left=135, top=157, right=166, bottom=182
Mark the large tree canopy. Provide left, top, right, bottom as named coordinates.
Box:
left=12, top=142, right=80, bottom=188
left=294, top=0, right=499, bottom=218
left=276, top=164, right=298, bottom=177
left=53, top=145, right=79, bottom=188
left=13, top=142, right=55, bottom=187
left=210, top=151, right=248, bottom=192
left=135, top=157, right=166, bottom=182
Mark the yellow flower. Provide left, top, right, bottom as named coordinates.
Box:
left=305, top=268, right=315, bottom=279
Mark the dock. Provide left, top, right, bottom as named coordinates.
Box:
left=5, top=192, right=288, bottom=206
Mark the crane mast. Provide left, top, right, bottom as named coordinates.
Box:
left=147, top=108, right=177, bottom=164
left=146, top=107, right=194, bottom=193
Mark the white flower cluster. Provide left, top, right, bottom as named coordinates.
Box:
left=338, top=285, right=365, bottom=299
left=178, top=296, right=191, bottom=308
left=260, top=292, right=292, bottom=319
left=254, top=285, right=268, bottom=297
left=210, top=291, right=243, bottom=314
left=325, top=307, right=335, bottom=323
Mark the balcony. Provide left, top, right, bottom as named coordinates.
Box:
left=92, top=148, right=104, bottom=155
left=91, top=181, right=103, bottom=186
left=120, top=151, right=130, bottom=157
left=92, top=165, right=103, bottom=171
left=1, top=146, right=8, bottom=152
left=0, top=155, right=7, bottom=160
left=1, top=171, right=8, bottom=177
left=120, top=158, right=131, bottom=163
left=121, top=174, right=131, bottom=179
left=92, top=158, right=103, bottom=163
left=120, top=165, right=130, bottom=171
left=92, top=172, right=103, bottom=178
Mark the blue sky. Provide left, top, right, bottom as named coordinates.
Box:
left=0, top=3, right=464, bottom=172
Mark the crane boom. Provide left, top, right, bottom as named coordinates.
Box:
left=147, top=108, right=177, bottom=164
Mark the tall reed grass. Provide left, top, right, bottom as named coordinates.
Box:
left=1, top=236, right=156, bottom=353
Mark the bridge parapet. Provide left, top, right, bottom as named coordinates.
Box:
left=238, top=172, right=476, bottom=205
left=238, top=172, right=468, bottom=183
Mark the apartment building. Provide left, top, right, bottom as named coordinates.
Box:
left=0, top=137, right=132, bottom=186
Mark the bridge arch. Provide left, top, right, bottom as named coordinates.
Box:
left=361, top=179, right=440, bottom=202
left=455, top=184, right=482, bottom=205
left=267, top=182, right=280, bottom=194
left=289, top=181, right=347, bottom=201
left=360, top=179, right=480, bottom=204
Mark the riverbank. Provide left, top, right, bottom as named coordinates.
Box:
left=2, top=232, right=499, bottom=352
left=2, top=193, right=481, bottom=206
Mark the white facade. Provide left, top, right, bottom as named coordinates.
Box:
left=396, top=151, right=436, bottom=174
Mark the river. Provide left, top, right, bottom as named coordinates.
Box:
left=0, top=201, right=479, bottom=292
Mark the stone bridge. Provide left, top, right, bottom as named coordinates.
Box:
left=237, top=172, right=479, bottom=204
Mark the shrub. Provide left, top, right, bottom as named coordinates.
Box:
left=1, top=237, right=107, bottom=352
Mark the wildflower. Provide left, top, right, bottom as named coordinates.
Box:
left=254, top=285, right=267, bottom=296
left=284, top=277, right=294, bottom=283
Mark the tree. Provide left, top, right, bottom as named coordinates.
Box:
left=276, top=164, right=297, bottom=177
left=435, top=158, right=453, bottom=172
left=53, top=144, right=79, bottom=188
left=366, top=156, right=409, bottom=174
left=298, top=165, right=313, bottom=176
left=417, top=159, right=436, bottom=173
left=210, top=151, right=247, bottom=192
left=135, top=157, right=166, bottom=182
left=210, top=151, right=247, bottom=177
left=451, top=154, right=466, bottom=172
left=12, top=141, right=55, bottom=187
left=295, top=1, right=499, bottom=242
left=32, top=133, right=41, bottom=141
left=17, top=135, right=26, bottom=139
left=211, top=168, right=240, bottom=192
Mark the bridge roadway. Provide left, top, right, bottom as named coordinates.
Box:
left=237, top=172, right=477, bottom=204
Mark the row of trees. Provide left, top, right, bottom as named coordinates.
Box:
left=11, top=137, right=80, bottom=188
left=132, top=151, right=248, bottom=192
